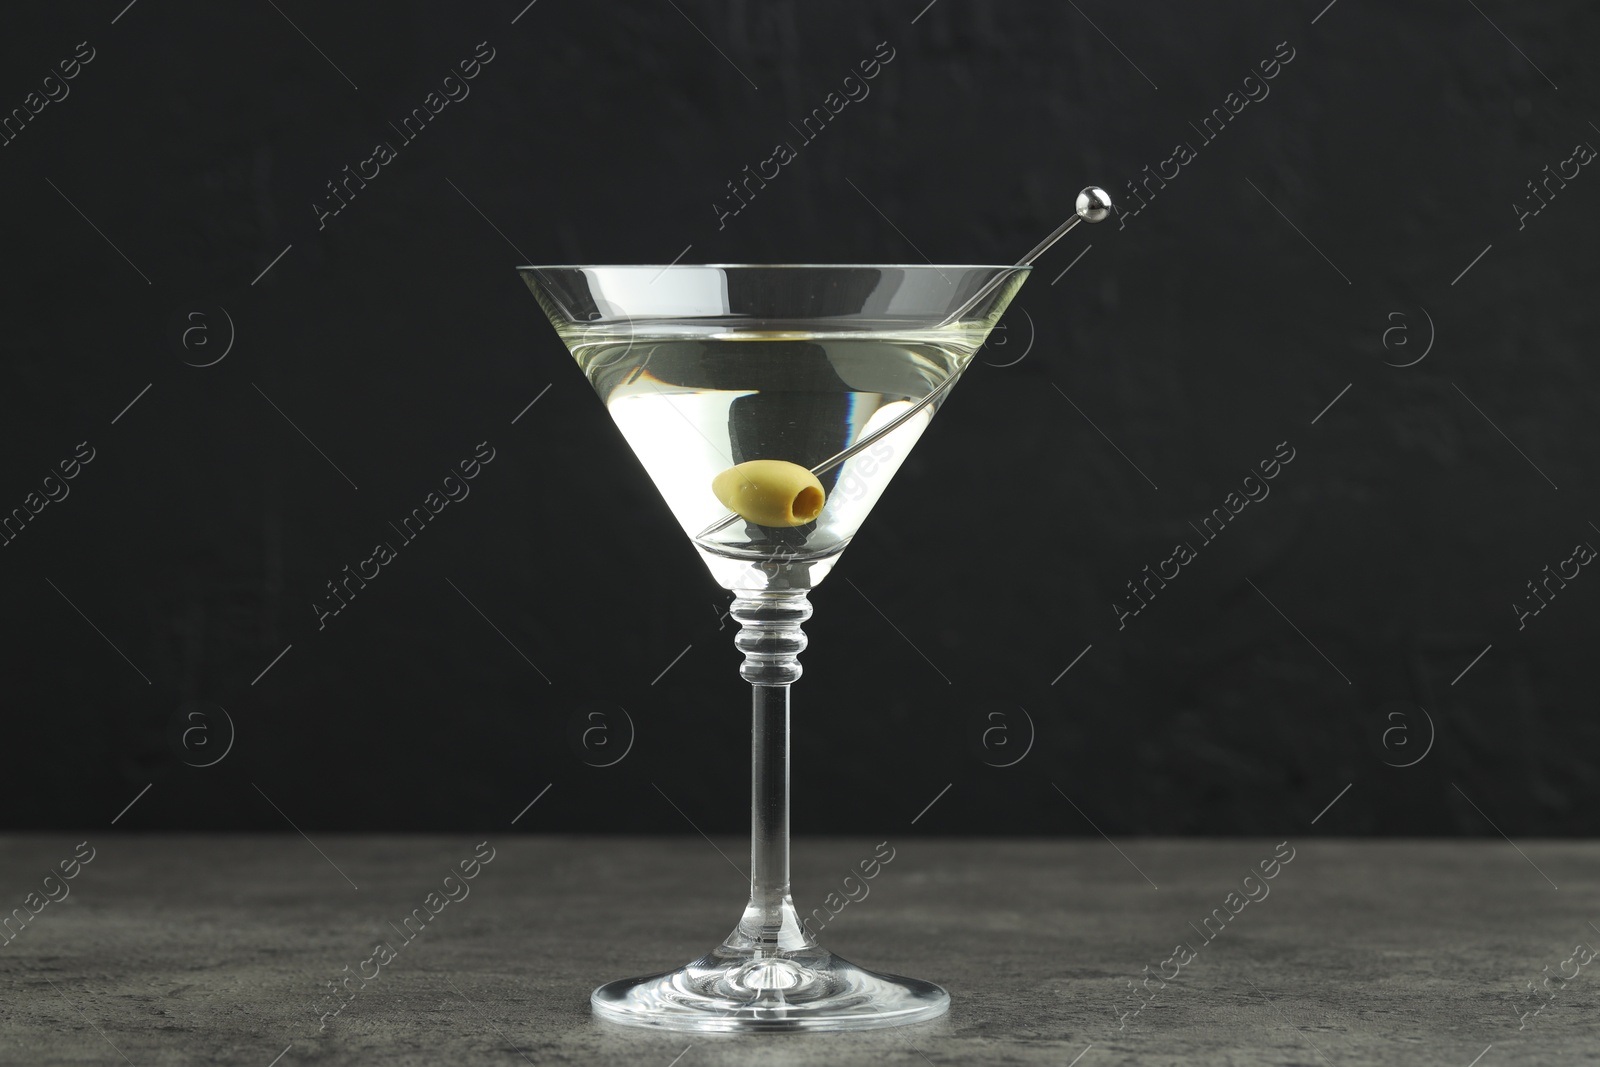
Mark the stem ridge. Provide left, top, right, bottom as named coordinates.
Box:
left=731, top=590, right=812, bottom=686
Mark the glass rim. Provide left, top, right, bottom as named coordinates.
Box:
left=515, top=263, right=1030, bottom=271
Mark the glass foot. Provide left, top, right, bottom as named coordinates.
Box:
left=592, top=946, right=949, bottom=1032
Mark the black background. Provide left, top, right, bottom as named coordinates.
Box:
left=3, top=1, right=1597, bottom=838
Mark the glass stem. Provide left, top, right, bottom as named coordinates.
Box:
left=731, top=589, right=814, bottom=953
left=750, top=683, right=790, bottom=923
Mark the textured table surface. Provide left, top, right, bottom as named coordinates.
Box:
left=2, top=835, right=1596, bottom=1066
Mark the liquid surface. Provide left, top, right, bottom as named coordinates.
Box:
left=570, top=330, right=984, bottom=564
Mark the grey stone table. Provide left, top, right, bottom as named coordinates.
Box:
left=2, top=835, right=1597, bottom=1066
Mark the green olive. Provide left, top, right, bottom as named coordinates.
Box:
left=711, top=459, right=826, bottom=527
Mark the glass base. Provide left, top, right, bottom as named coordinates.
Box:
left=592, top=946, right=949, bottom=1032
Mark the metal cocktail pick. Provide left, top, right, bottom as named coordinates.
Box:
left=937, top=185, right=1114, bottom=327
left=693, top=186, right=1113, bottom=543
left=1021, top=186, right=1114, bottom=263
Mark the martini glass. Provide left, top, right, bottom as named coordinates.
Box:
left=520, top=195, right=1107, bottom=1031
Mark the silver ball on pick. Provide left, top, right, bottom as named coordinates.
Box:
left=1075, top=186, right=1113, bottom=224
